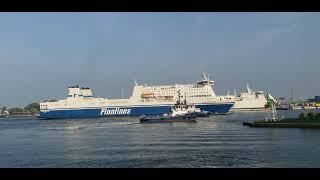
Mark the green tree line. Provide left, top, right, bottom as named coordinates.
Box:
left=1, top=103, right=40, bottom=115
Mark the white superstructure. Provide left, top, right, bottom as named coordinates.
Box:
left=41, top=74, right=235, bottom=110
left=133, top=73, right=235, bottom=104
left=232, top=83, right=267, bottom=111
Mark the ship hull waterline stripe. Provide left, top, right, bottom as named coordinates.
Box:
left=41, top=103, right=235, bottom=111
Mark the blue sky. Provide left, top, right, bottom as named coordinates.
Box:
left=0, top=13, right=319, bottom=107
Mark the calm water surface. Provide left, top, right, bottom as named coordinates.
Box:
left=1, top=110, right=320, bottom=167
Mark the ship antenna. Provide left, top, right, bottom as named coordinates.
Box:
left=208, top=73, right=213, bottom=82
left=121, top=88, right=124, bottom=98
left=184, top=92, right=187, bottom=105
left=246, top=82, right=252, bottom=93
left=132, top=77, right=138, bottom=86
left=202, top=73, right=208, bottom=81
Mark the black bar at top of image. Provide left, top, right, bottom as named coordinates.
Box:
left=0, top=0, right=319, bottom=12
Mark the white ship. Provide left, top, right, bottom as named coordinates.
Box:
left=39, top=73, right=236, bottom=119
left=232, top=83, right=267, bottom=111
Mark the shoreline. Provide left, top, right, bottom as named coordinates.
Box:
left=0, top=115, right=37, bottom=118
left=243, top=121, right=320, bottom=128
left=243, top=115, right=320, bottom=128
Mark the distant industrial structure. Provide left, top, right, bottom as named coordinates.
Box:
left=0, top=106, right=9, bottom=117
left=275, top=95, right=320, bottom=110
left=307, top=96, right=320, bottom=103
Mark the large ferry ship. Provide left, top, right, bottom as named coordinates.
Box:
left=232, top=83, right=267, bottom=111
left=39, top=73, right=236, bottom=119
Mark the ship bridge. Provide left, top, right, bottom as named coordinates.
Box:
left=196, top=73, right=214, bottom=87
left=67, top=85, right=94, bottom=99
left=40, top=85, right=108, bottom=112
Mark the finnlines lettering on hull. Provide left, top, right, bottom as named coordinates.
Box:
left=39, top=74, right=236, bottom=119
left=100, top=107, right=131, bottom=115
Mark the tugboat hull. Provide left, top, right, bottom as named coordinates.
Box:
left=191, top=111, right=210, bottom=117
left=140, top=115, right=197, bottom=123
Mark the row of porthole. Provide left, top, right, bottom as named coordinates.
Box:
left=189, top=95, right=212, bottom=97
left=146, top=88, right=210, bottom=92
left=147, top=90, right=210, bottom=92
left=152, top=92, right=211, bottom=95
left=145, top=90, right=211, bottom=94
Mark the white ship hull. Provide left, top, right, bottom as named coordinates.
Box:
left=39, top=74, right=236, bottom=119
left=231, top=84, right=267, bottom=111
left=232, top=100, right=267, bottom=111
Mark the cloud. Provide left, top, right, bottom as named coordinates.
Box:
left=257, top=24, right=297, bottom=47
left=193, top=13, right=209, bottom=26
left=234, top=15, right=301, bottom=59
left=271, top=12, right=312, bottom=25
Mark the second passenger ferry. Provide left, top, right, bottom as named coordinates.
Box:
left=39, top=73, right=235, bottom=119
left=232, top=83, right=268, bottom=111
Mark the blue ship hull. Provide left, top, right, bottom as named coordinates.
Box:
left=39, top=103, right=234, bottom=119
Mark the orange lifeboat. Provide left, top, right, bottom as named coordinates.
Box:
left=141, top=93, right=155, bottom=98
left=163, top=96, right=173, bottom=100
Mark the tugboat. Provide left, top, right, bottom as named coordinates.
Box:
left=140, top=91, right=202, bottom=123
left=191, top=108, right=210, bottom=117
